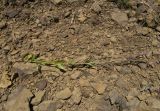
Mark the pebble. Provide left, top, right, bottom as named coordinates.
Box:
left=51, top=0, right=63, bottom=5
left=34, top=100, right=57, bottom=111
left=127, top=98, right=140, bottom=108
left=70, top=71, right=81, bottom=80
left=71, top=87, right=82, bottom=104
left=109, top=89, right=120, bottom=104
left=5, top=9, right=20, bottom=18
left=35, top=80, right=47, bottom=90
left=31, top=91, right=46, bottom=106
left=111, top=10, right=128, bottom=24
left=146, top=97, right=160, bottom=109
left=0, top=21, right=7, bottom=29
left=156, top=26, right=160, bottom=32
left=152, top=39, right=159, bottom=47
left=138, top=63, right=147, bottom=69
left=91, top=82, right=106, bottom=95
left=79, top=78, right=90, bottom=87
left=56, top=88, right=72, bottom=100
left=0, top=72, right=12, bottom=89
left=91, top=2, right=102, bottom=13
left=136, top=27, right=150, bottom=35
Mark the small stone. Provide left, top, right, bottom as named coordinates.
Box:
left=146, top=97, right=160, bottom=109
left=51, top=0, right=63, bottom=5
left=56, top=88, right=72, bottom=100
left=35, top=80, right=47, bottom=90
left=109, top=89, right=120, bottom=104
left=91, top=82, right=106, bottom=95
left=13, top=62, right=39, bottom=77
left=126, top=88, right=140, bottom=101
left=111, top=10, right=128, bottom=24
left=110, top=36, right=117, bottom=43
left=79, top=78, right=90, bottom=87
left=78, top=12, right=87, bottom=23
left=138, top=63, right=147, bottom=69
left=152, top=39, right=159, bottom=47
left=116, top=78, right=129, bottom=90
left=0, top=21, right=7, bottom=29
left=91, top=2, right=102, bottom=13
left=34, top=100, right=57, bottom=111
left=5, top=9, right=20, bottom=18
left=70, top=71, right=81, bottom=80
left=137, top=93, right=150, bottom=101
left=0, top=72, right=12, bottom=89
left=71, top=87, right=82, bottom=104
left=156, top=26, right=160, bottom=32
left=4, top=87, right=33, bottom=111
left=67, top=0, right=79, bottom=3
left=127, top=98, right=140, bottom=108
left=31, top=91, right=46, bottom=106
left=119, top=66, right=132, bottom=74
left=136, top=27, right=150, bottom=35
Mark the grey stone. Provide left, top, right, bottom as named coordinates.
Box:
left=35, top=80, right=47, bottom=90
left=109, top=89, right=120, bottom=104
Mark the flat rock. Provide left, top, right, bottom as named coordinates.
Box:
left=0, top=21, right=7, bottom=29
left=0, top=72, right=12, bottom=89
left=91, top=2, right=102, bottom=13
left=4, top=87, right=33, bottom=111
left=79, top=78, right=90, bottom=87
left=5, top=9, right=20, bottom=18
left=71, top=87, right=82, bottom=104
left=35, top=80, right=47, bottom=90
left=13, top=62, right=39, bottom=77
left=109, top=89, right=120, bottom=104
left=146, top=97, right=160, bottom=109
left=51, top=0, right=63, bottom=4
left=31, top=91, right=46, bottom=106
left=70, top=71, right=81, bottom=80
left=91, top=82, right=106, bottom=95
left=56, top=88, right=72, bottom=100
left=111, top=10, right=128, bottom=24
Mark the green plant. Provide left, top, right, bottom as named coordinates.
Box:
left=23, top=53, right=66, bottom=71
left=23, top=53, right=95, bottom=72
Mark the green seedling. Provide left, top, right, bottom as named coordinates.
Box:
left=23, top=54, right=95, bottom=72
left=23, top=54, right=66, bottom=71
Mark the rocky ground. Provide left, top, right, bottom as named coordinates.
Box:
left=0, top=0, right=160, bottom=111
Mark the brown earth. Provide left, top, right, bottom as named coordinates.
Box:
left=0, top=0, right=160, bottom=111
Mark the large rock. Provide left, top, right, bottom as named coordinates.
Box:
left=4, top=87, right=33, bottom=111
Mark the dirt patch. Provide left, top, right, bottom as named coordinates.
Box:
left=0, top=0, right=160, bottom=111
